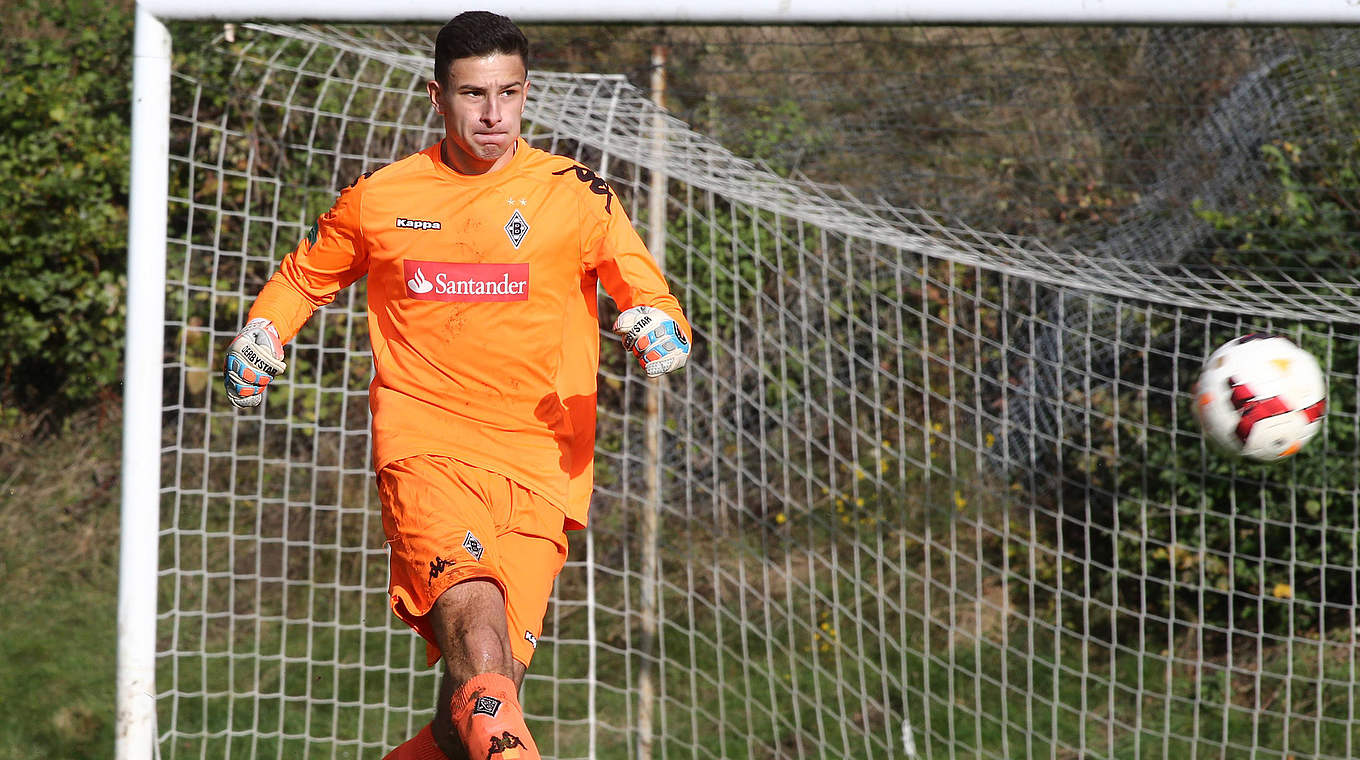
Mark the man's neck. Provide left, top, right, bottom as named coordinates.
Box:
left=441, top=139, right=518, bottom=176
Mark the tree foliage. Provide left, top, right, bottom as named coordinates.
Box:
left=0, top=0, right=134, bottom=413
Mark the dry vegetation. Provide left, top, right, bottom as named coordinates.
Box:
left=0, top=406, right=121, bottom=593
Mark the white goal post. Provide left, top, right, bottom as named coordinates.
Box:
left=121, top=2, right=1360, bottom=760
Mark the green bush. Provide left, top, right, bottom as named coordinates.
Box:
left=1141, top=134, right=1360, bottom=637
left=0, top=0, right=134, bottom=413
left=1025, top=130, right=1360, bottom=647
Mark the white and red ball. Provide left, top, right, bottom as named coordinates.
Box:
left=1193, top=334, right=1326, bottom=462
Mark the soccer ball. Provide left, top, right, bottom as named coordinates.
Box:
left=1193, top=334, right=1326, bottom=462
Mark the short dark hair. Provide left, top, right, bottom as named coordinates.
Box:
left=434, top=11, right=530, bottom=86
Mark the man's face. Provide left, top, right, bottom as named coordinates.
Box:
left=427, top=53, right=529, bottom=175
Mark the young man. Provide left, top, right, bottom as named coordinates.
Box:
left=221, top=12, right=691, bottom=760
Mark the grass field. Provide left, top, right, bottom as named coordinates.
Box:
left=0, top=407, right=121, bottom=760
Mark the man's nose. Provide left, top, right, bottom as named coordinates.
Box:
left=482, top=99, right=501, bottom=124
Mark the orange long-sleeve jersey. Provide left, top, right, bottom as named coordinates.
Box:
left=248, top=139, right=689, bottom=529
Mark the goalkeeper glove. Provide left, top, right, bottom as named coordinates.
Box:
left=223, top=318, right=287, bottom=408
left=612, top=305, right=690, bottom=377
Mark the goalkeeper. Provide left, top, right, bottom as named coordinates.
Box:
left=222, top=11, right=690, bottom=760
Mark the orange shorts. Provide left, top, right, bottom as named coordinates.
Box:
left=378, top=455, right=568, bottom=668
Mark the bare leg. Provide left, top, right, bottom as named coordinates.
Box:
left=431, top=579, right=515, bottom=682
left=426, top=579, right=530, bottom=760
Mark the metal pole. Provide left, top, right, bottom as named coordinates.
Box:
left=586, top=526, right=599, bottom=760
left=636, top=42, right=668, bottom=760
left=116, top=6, right=171, bottom=759
left=136, top=0, right=1360, bottom=25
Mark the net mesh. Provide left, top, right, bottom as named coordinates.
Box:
left=159, top=22, right=1360, bottom=759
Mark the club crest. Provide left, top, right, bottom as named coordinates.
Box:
left=473, top=695, right=502, bottom=718
left=463, top=530, right=485, bottom=561
left=504, top=209, right=529, bottom=249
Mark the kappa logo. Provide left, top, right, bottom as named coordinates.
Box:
left=472, top=695, right=502, bottom=718
left=552, top=164, right=614, bottom=214
left=428, top=555, right=455, bottom=584
left=485, top=731, right=526, bottom=759
left=504, top=209, right=530, bottom=249
left=523, top=630, right=538, bottom=649
left=462, top=530, right=485, bottom=561
left=396, top=217, right=441, bottom=231
left=342, top=170, right=374, bottom=191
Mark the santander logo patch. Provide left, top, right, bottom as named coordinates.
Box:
left=403, top=260, right=529, bottom=302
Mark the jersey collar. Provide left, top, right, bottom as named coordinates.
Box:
left=428, top=137, right=528, bottom=183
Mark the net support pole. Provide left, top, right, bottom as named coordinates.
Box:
left=136, top=0, right=1360, bottom=25
left=116, top=6, right=171, bottom=760
left=635, top=42, right=668, bottom=760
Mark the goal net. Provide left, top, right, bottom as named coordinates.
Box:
left=157, top=21, right=1360, bottom=759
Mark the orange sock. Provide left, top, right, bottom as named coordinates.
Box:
left=382, top=723, right=447, bottom=760
left=450, top=673, right=541, bottom=760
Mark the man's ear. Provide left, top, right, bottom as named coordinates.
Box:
left=427, top=79, right=444, bottom=114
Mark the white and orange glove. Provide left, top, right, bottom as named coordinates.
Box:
left=612, top=306, right=689, bottom=377
left=223, top=318, right=287, bottom=408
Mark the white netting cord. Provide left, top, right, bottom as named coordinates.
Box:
left=156, top=22, right=1360, bottom=760
left=246, top=23, right=1360, bottom=325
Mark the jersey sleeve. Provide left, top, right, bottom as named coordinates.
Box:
left=247, top=179, right=370, bottom=344
left=583, top=198, right=692, bottom=341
